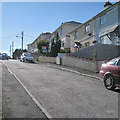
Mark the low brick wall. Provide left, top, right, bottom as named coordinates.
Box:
left=38, top=56, right=56, bottom=63
left=63, top=55, right=103, bottom=72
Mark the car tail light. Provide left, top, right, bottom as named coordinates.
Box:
left=101, top=65, right=102, bottom=71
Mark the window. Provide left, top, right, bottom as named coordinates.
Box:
left=75, top=31, right=78, bottom=39
left=117, top=60, right=120, bottom=66
left=85, top=42, right=90, bottom=47
left=108, top=59, right=118, bottom=66
left=85, top=24, right=90, bottom=33
left=61, top=41, right=65, bottom=47
left=100, top=36, right=104, bottom=44
left=100, top=15, right=106, bottom=25
left=61, top=28, right=63, bottom=35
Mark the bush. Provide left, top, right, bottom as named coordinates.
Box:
left=37, top=40, right=49, bottom=53
left=60, top=49, right=70, bottom=53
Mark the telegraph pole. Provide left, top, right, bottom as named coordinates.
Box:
left=12, top=42, right=14, bottom=58
left=16, top=31, right=24, bottom=50
left=10, top=45, right=11, bottom=57
left=22, top=31, right=24, bottom=50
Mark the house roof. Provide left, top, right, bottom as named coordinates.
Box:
left=31, top=32, right=51, bottom=45
left=69, top=1, right=119, bottom=34
left=27, top=43, right=32, bottom=46
left=47, top=21, right=82, bottom=39
left=65, top=21, right=82, bottom=25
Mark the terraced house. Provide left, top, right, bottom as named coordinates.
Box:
left=69, top=18, right=94, bottom=52
left=27, top=32, right=51, bottom=53
left=68, top=1, right=120, bottom=52
left=48, top=21, right=82, bottom=52
left=94, top=1, right=120, bottom=45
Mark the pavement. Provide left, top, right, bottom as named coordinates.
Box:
left=42, top=62, right=100, bottom=80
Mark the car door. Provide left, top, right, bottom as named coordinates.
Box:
left=115, top=59, right=120, bottom=84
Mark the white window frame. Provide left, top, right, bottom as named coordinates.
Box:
left=100, top=15, right=106, bottom=25
left=61, top=28, right=63, bottom=35
left=85, top=24, right=90, bottom=33
left=75, top=31, right=78, bottom=39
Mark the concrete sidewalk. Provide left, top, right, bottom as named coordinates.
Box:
left=45, top=63, right=100, bottom=80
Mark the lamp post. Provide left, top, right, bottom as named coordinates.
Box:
left=16, top=31, right=24, bottom=50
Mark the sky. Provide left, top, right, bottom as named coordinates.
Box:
left=1, top=1, right=117, bottom=55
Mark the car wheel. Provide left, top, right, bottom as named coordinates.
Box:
left=104, top=75, right=116, bottom=90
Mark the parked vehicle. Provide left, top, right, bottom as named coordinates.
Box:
left=2, top=53, right=9, bottom=60
left=99, top=57, right=120, bottom=90
left=20, top=52, right=34, bottom=63
left=0, top=53, right=2, bottom=59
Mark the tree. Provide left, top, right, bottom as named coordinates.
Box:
left=50, top=33, right=61, bottom=57
left=13, top=49, right=27, bottom=59
left=37, top=40, right=49, bottom=54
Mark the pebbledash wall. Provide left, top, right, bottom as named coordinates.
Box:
left=62, top=44, right=120, bottom=72
left=38, top=56, right=56, bottom=63
left=62, top=55, right=103, bottom=72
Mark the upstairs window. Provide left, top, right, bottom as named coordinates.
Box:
left=61, top=28, right=63, bottom=35
left=100, top=15, right=106, bottom=25
left=85, top=24, right=90, bottom=33
left=75, top=31, right=78, bottom=39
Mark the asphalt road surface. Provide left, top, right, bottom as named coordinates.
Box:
left=1, top=60, right=119, bottom=118
left=2, top=61, right=47, bottom=119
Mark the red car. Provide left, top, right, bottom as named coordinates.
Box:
left=99, top=57, right=120, bottom=90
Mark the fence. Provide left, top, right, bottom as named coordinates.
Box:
left=69, top=44, right=120, bottom=61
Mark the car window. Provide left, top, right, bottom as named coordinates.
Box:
left=117, top=60, right=120, bottom=66
left=2, top=53, right=7, bottom=56
left=108, top=59, right=118, bottom=66
left=25, top=53, right=31, bottom=56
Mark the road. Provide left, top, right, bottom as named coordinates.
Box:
left=2, top=61, right=47, bottom=119
left=1, top=60, right=119, bottom=118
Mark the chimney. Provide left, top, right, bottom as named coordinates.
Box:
left=104, top=1, right=112, bottom=10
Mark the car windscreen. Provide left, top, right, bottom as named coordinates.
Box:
left=24, top=53, right=32, bottom=56
left=2, top=53, right=7, bottom=56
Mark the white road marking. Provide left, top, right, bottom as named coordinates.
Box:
left=3, top=62, right=53, bottom=119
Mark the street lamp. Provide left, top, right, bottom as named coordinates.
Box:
left=16, top=31, right=24, bottom=50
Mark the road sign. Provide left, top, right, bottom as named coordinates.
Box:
left=42, top=46, right=46, bottom=53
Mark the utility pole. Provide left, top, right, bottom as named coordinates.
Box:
left=16, top=31, right=24, bottom=50
left=12, top=42, right=14, bottom=58
left=22, top=31, right=24, bottom=50
left=10, top=45, right=11, bottom=57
